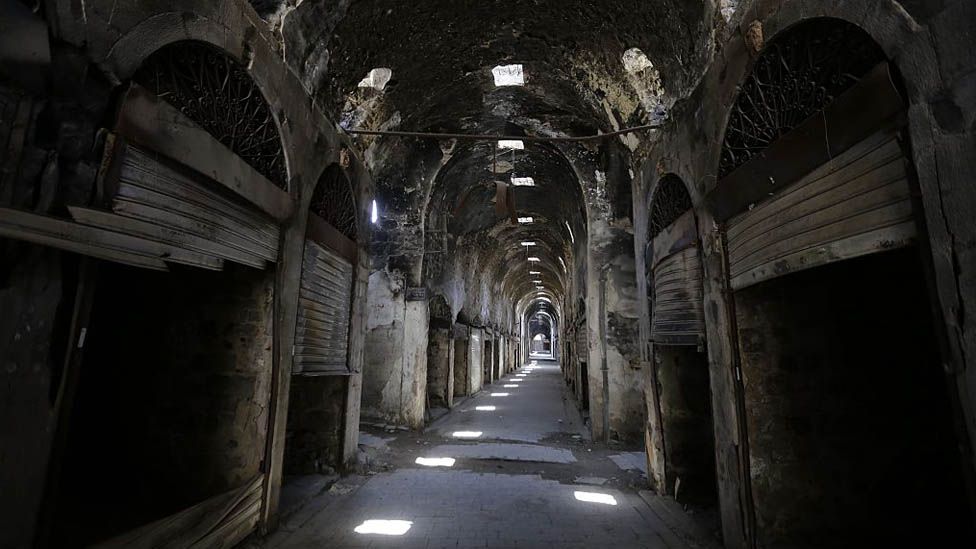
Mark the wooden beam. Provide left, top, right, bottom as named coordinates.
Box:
left=68, top=206, right=263, bottom=270
left=0, top=207, right=169, bottom=271
left=305, top=213, right=358, bottom=264
left=114, top=84, right=293, bottom=222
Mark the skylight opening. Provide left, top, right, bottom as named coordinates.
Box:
left=521, top=241, right=537, bottom=247
left=492, top=64, right=525, bottom=86
left=511, top=177, right=536, bottom=187
left=371, top=200, right=379, bottom=224
left=528, top=257, right=541, bottom=262
left=518, top=217, right=534, bottom=224
left=498, top=140, right=524, bottom=150
left=357, top=68, right=393, bottom=91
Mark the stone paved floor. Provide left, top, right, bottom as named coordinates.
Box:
left=257, top=360, right=716, bottom=549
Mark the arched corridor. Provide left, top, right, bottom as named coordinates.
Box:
left=1, top=2, right=975, bottom=548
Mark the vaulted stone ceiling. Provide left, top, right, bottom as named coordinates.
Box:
left=253, top=0, right=716, bottom=323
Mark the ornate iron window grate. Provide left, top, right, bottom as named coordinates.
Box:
left=648, top=175, right=693, bottom=242
left=719, top=19, right=886, bottom=178
left=310, top=164, right=358, bottom=242
left=134, top=41, right=288, bottom=189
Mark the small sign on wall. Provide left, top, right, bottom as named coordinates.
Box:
left=405, top=287, right=428, bottom=301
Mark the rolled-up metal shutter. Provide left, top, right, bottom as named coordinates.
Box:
left=1, top=86, right=287, bottom=273
left=575, top=322, right=587, bottom=358
left=726, top=128, right=914, bottom=291
left=294, top=215, right=355, bottom=373
left=649, top=210, right=705, bottom=346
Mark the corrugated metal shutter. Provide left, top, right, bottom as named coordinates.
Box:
left=726, top=128, right=915, bottom=291
left=294, top=233, right=354, bottom=373
left=575, top=323, right=587, bottom=358
left=650, top=210, right=704, bottom=346
left=107, top=143, right=278, bottom=269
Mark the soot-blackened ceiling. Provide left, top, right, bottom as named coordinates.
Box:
left=253, top=1, right=712, bottom=318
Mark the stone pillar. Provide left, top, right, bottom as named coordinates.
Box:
left=468, top=328, right=484, bottom=394
left=362, top=271, right=429, bottom=428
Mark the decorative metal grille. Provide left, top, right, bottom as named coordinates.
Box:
left=134, top=41, right=288, bottom=189
left=310, top=164, right=358, bottom=241
left=648, top=175, right=693, bottom=242
left=719, top=19, right=886, bottom=178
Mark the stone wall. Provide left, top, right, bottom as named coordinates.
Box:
left=426, top=327, right=453, bottom=408
left=285, top=375, right=348, bottom=475
left=452, top=324, right=470, bottom=398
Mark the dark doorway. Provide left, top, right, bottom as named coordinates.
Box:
left=735, top=248, right=973, bottom=547
left=50, top=262, right=274, bottom=546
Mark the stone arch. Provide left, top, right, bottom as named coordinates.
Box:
left=309, top=163, right=359, bottom=242
left=133, top=40, right=289, bottom=189
left=647, top=173, right=694, bottom=242
left=102, top=12, right=294, bottom=189
left=718, top=18, right=885, bottom=179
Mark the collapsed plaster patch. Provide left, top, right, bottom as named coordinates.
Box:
left=358, top=67, right=393, bottom=91
left=341, top=69, right=393, bottom=130
left=720, top=0, right=740, bottom=23
left=621, top=48, right=667, bottom=125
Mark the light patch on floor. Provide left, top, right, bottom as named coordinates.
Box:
left=428, top=443, right=577, bottom=464
left=574, top=491, right=618, bottom=506
left=353, top=519, right=412, bottom=535
left=415, top=457, right=456, bottom=467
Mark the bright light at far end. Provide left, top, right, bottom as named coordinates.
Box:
left=574, top=491, right=618, bottom=506
left=354, top=520, right=413, bottom=536
left=521, top=241, right=537, bottom=246
left=518, top=217, right=534, bottom=224
left=416, top=457, right=456, bottom=467
left=452, top=431, right=483, bottom=439
left=528, top=257, right=541, bottom=262
left=498, top=140, right=524, bottom=150
left=371, top=200, right=379, bottom=224
left=511, top=177, right=536, bottom=187
left=475, top=406, right=496, bottom=411
left=529, top=270, right=542, bottom=275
